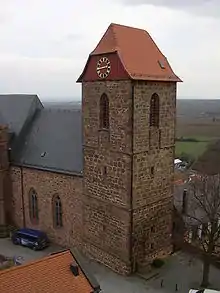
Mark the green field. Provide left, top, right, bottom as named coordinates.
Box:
left=175, top=136, right=215, bottom=159
left=175, top=100, right=220, bottom=160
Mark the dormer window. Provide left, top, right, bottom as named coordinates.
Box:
left=158, top=60, right=165, bottom=69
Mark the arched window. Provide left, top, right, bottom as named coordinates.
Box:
left=99, top=94, right=109, bottom=129
left=53, top=195, right=63, bottom=227
left=149, top=93, right=159, bottom=127
left=29, top=188, right=38, bottom=222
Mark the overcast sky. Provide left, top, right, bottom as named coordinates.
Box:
left=0, top=0, right=219, bottom=101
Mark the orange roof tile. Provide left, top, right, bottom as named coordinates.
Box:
left=0, top=250, right=97, bottom=293
left=90, top=23, right=182, bottom=82
left=174, top=170, right=189, bottom=185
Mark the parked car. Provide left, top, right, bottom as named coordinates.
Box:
left=11, top=228, right=49, bottom=250
left=189, top=290, right=220, bottom=293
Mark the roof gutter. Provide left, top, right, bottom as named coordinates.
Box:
left=70, top=248, right=101, bottom=292
left=11, top=162, right=83, bottom=177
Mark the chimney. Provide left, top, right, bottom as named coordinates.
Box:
left=70, top=263, right=79, bottom=276
left=182, top=189, right=187, bottom=214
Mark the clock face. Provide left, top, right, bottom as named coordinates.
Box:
left=96, top=57, right=111, bottom=79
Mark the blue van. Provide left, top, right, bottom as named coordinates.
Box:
left=11, top=228, right=49, bottom=250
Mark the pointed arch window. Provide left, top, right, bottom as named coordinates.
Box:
left=99, top=94, right=109, bottom=129
left=149, top=93, right=160, bottom=127
left=29, top=188, right=38, bottom=223
left=53, top=195, right=63, bottom=227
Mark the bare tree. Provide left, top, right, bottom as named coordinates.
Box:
left=185, top=174, right=220, bottom=287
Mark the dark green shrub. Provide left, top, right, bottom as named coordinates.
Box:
left=151, top=258, right=164, bottom=268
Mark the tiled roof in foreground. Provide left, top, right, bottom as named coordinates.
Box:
left=0, top=249, right=100, bottom=293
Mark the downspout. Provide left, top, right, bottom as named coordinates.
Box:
left=20, top=167, right=26, bottom=227
left=129, top=82, right=134, bottom=272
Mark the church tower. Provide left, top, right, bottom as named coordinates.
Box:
left=77, top=23, right=181, bottom=274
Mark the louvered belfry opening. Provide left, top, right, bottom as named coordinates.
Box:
left=99, top=94, right=109, bottom=129
left=149, top=93, right=159, bottom=128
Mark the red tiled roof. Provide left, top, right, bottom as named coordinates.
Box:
left=174, top=179, right=185, bottom=185
left=90, top=23, right=182, bottom=82
left=174, top=170, right=188, bottom=185
left=0, top=250, right=95, bottom=293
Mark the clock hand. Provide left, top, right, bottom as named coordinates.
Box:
left=97, top=65, right=108, bottom=70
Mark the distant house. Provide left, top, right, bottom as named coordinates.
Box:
left=174, top=158, right=182, bottom=166
left=174, top=158, right=188, bottom=171
left=0, top=249, right=101, bottom=293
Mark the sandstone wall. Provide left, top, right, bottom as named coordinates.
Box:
left=132, top=81, right=176, bottom=268
left=82, top=81, right=133, bottom=273
left=82, top=80, right=176, bottom=274
left=10, top=166, right=82, bottom=247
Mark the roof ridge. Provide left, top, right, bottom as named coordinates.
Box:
left=0, top=249, right=70, bottom=276
left=42, top=108, right=78, bottom=112
left=0, top=94, right=38, bottom=97
left=110, top=22, right=146, bottom=32
left=110, top=23, right=120, bottom=52
left=110, top=23, right=132, bottom=78
left=90, top=23, right=119, bottom=55
left=110, top=24, right=132, bottom=78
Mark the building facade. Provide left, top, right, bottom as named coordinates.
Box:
left=0, top=23, right=181, bottom=274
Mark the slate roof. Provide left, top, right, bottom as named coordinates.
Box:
left=0, top=94, right=83, bottom=175
left=78, top=23, right=181, bottom=82
left=0, top=94, right=43, bottom=138
left=0, top=112, right=6, bottom=125
left=12, top=108, right=83, bottom=175
left=0, top=249, right=100, bottom=293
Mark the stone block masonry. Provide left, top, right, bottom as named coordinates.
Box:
left=10, top=166, right=83, bottom=248
left=83, top=80, right=133, bottom=153
left=82, top=80, right=176, bottom=274
left=132, top=81, right=176, bottom=269
left=133, top=81, right=176, bottom=152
